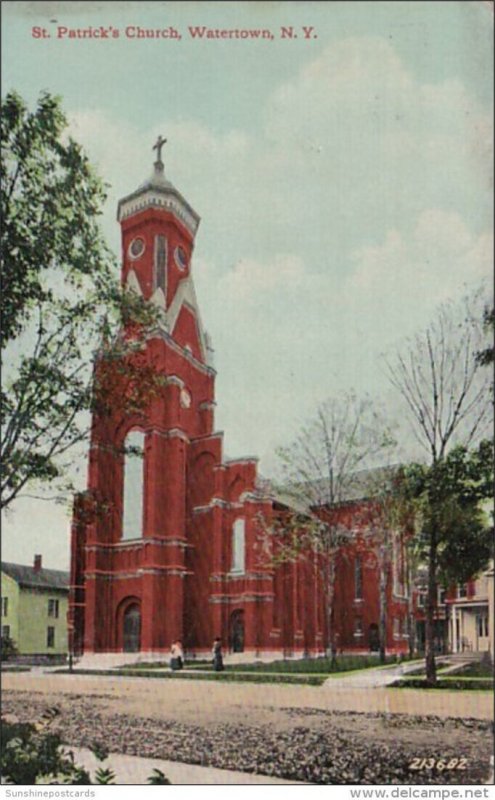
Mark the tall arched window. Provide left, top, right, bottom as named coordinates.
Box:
left=122, top=430, right=145, bottom=540
left=231, top=518, right=245, bottom=574
left=354, top=555, right=363, bottom=599
left=154, top=235, right=167, bottom=293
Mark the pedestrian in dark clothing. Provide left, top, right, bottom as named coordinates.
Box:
left=212, top=637, right=224, bottom=671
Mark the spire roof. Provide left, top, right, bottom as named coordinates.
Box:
left=117, top=137, right=200, bottom=236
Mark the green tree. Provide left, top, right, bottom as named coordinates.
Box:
left=1, top=92, right=160, bottom=509
left=476, top=306, right=494, bottom=367
left=399, top=442, right=493, bottom=682
left=1, top=634, right=19, bottom=661
left=386, top=292, right=493, bottom=683
left=257, top=392, right=396, bottom=657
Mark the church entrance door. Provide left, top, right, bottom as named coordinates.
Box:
left=123, top=603, right=141, bottom=652
left=368, top=623, right=380, bottom=652
left=230, top=609, right=245, bottom=653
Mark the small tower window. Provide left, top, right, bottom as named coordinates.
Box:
left=122, top=430, right=145, bottom=540
left=154, top=235, right=167, bottom=293
left=231, top=519, right=245, bottom=574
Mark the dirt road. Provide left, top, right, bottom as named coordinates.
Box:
left=2, top=672, right=493, bottom=784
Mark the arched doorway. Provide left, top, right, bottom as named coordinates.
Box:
left=368, top=623, right=380, bottom=652
left=230, top=609, right=245, bottom=653
left=123, top=603, right=141, bottom=653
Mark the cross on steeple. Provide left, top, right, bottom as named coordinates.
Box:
left=153, top=135, right=167, bottom=165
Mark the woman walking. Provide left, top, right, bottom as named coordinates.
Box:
left=212, top=637, right=224, bottom=671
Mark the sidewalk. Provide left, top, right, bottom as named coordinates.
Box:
left=69, top=747, right=304, bottom=785
left=323, top=660, right=424, bottom=688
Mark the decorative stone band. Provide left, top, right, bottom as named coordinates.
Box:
left=199, top=401, right=216, bottom=410
left=90, top=426, right=190, bottom=450
left=163, top=375, right=186, bottom=389
left=85, top=566, right=192, bottom=579
left=191, top=430, right=224, bottom=443
left=152, top=330, right=216, bottom=376
left=209, top=593, right=274, bottom=604
left=210, top=572, right=273, bottom=582
left=223, top=457, right=259, bottom=465
left=151, top=427, right=190, bottom=443
left=118, top=189, right=200, bottom=237
left=192, top=498, right=244, bottom=514
left=84, top=538, right=191, bottom=550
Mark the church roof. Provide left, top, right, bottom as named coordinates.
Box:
left=117, top=152, right=200, bottom=235
left=1, top=561, right=69, bottom=592
left=260, top=465, right=402, bottom=512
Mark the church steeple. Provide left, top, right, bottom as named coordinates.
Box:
left=117, top=139, right=212, bottom=367
left=117, top=139, right=200, bottom=238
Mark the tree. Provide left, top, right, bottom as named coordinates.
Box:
left=258, top=392, right=396, bottom=657
left=352, top=467, right=413, bottom=663
left=386, top=293, right=493, bottom=683
left=1, top=92, right=160, bottom=510
left=1, top=634, right=18, bottom=661
left=476, top=306, right=494, bottom=367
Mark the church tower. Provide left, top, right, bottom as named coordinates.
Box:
left=69, top=139, right=296, bottom=662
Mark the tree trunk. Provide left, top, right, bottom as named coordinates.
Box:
left=379, top=544, right=387, bottom=664
left=406, top=548, right=416, bottom=659
left=425, top=530, right=437, bottom=684
left=325, top=555, right=336, bottom=657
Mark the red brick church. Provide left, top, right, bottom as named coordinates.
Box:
left=69, top=141, right=408, bottom=660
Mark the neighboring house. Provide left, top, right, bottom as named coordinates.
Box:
left=446, top=563, right=493, bottom=656
left=1, top=555, right=69, bottom=658
left=414, top=582, right=449, bottom=654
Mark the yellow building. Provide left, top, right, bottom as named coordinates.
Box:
left=1, top=555, right=69, bottom=659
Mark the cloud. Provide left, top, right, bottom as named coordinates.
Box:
left=65, top=36, right=492, bottom=471
left=345, top=209, right=493, bottom=346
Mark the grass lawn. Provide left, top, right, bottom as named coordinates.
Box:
left=55, top=668, right=328, bottom=685
left=392, top=676, right=493, bottom=691
left=448, top=661, right=494, bottom=678
left=125, top=654, right=406, bottom=674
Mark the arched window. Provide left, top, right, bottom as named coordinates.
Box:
left=231, top=518, right=245, bottom=574
left=354, top=555, right=363, bottom=600
left=154, top=235, right=167, bottom=293
left=122, top=430, right=145, bottom=540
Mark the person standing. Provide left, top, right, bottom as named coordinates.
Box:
left=212, top=637, right=224, bottom=672
left=170, top=641, right=180, bottom=671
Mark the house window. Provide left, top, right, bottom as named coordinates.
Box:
left=417, top=592, right=426, bottom=608
left=1, top=597, right=8, bottom=616
left=354, top=617, right=363, bottom=637
left=231, top=519, right=245, bottom=574
left=2, top=625, right=10, bottom=639
left=477, top=614, right=489, bottom=638
left=122, top=430, right=145, bottom=540
left=438, top=588, right=446, bottom=605
left=457, top=584, right=467, bottom=599
left=354, top=556, right=363, bottom=600
left=47, top=627, right=55, bottom=648
left=48, top=599, right=59, bottom=618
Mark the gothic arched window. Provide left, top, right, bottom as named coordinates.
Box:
left=154, top=235, right=167, bottom=293
left=354, top=555, right=363, bottom=600
left=122, top=430, right=145, bottom=540
left=231, top=518, right=245, bottom=574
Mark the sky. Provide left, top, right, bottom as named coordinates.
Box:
left=2, top=1, right=493, bottom=569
